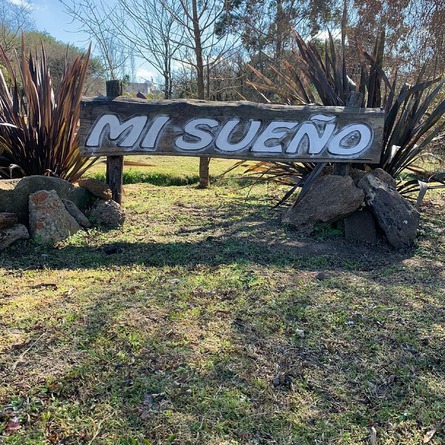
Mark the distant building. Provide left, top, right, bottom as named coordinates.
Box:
left=124, top=81, right=153, bottom=96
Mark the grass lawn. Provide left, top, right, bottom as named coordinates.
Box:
left=1, top=158, right=444, bottom=444
left=86, top=156, right=245, bottom=186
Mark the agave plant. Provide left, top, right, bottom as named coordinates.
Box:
left=0, top=38, right=97, bottom=181
left=244, top=28, right=445, bottom=203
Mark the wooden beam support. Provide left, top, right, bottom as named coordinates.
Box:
left=105, top=80, right=124, bottom=203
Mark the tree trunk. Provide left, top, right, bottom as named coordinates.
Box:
left=275, top=0, right=284, bottom=61
left=192, top=0, right=210, bottom=188
left=163, top=72, right=169, bottom=99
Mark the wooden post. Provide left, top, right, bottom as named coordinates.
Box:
left=333, top=91, right=364, bottom=176
left=105, top=80, right=124, bottom=203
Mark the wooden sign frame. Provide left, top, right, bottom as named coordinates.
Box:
left=79, top=91, right=384, bottom=203
left=80, top=97, right=384, bottom=163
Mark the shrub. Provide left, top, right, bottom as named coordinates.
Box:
left=0, top=38, right=97, bottom=182
left=244, top=29, right=445, bottom=203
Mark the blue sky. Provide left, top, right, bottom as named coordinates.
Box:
left=31, top=0, right=90, bottom=48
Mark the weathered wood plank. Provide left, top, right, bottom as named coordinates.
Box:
left=106, top=156, right=124, bottom=203
left=79, top=98, right=384, bottom=164
left=105, top=81, right=124, bottom=204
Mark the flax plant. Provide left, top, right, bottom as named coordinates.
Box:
left=243, top=29, right=445, bottom=202
left=0, top=39, right=96, bottom=181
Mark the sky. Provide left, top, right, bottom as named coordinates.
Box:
left=29, top=0, right=89, bottom=48
left=11, top=0, right=155, bottom=81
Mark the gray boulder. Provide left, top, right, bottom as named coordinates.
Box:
left=0, top=176, right=93, bottom=224
left=29, top=190, right=81, bottom=244
left=370, top=168, right=397, bottom=189
left=349, top=167, right=397, bottom=189
left=358, top=173, right=419, bottom=249
left=0, top=212, right=18, bottom=229
left=62, top=199, right=91, bottom=228
left=0, top=224, right=30, bottom=250
left=283, top=174, right=364, bottom=233
left=88, top=199, right=125, bottom=228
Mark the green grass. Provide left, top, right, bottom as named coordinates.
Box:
left=86, top=156, right=247, bottom=186
left=1, top=168, right=445, bottom=444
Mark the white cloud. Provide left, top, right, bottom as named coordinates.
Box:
left=7, top=0, right=33, bottom=9
left=136, top=68, right=157, bottom=83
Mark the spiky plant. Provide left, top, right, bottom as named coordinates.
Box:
left=244, top=29, right=445, bottom=202
left=0, top=38, right=97, bottom=181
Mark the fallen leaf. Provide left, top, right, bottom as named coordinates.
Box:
left=423, top=428, right=436, bottom=443
left=6, top=416, right=21, bottom=433
left=370, top=426, right=377, bottom=445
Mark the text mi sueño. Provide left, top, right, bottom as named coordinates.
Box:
left=85, top=113, right=374, bottom=157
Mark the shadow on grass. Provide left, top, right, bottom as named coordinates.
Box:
left=0, top=202, right=416, bottom=273
left=2, top=253, right=443, bottom=444
left=0, top=231, right=413, bottom=273
left=2, top=189, right=444, bottom=443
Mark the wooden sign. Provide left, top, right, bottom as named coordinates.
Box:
left=79, top=98, right=384, bottom=163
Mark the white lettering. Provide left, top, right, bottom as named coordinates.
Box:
left=287, top=115, right=336, bottom=154
left=86, top=114, right=147, bottom=148
left=175, top=118, right=219, bottom=151
left=141, top=116, right=171, bottom=149
left=215, top=119, right=261, bottom=152
left=252, top=121, right=297, bottom=153
left=328, top=124, right=372, bottom=156
left=83, top=110, right=377, bottom=161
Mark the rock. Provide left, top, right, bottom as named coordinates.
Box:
left=88, top=199, right=125, bottom=228
left=344, top=208, right=378, bottom=245
left=349, top=168, right=397, bottom=189
left=77, top=178, right=112, bottom=200
left=282, top=175, right=365, bottom=233
left=29, top=190, right=81, bottom=244
left=349, top=168, right=367, bottom=186
left=358, top=174, right=419, bottom=249
left=0, top=224, right=30, bottom=250
left=62, top=199, right=91, bottom=228
left=0, top=176, right=93, bottom=224
left=0, top=212, right=18, bottom=229
left=370, top=168, right=397, bottom=189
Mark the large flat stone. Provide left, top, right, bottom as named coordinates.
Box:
left=0, top=176, right=93, bottom=224
left=283, top=174, right=365, bottom=233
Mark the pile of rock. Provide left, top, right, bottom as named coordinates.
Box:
left=0, top=176, right=125, bottom=250
left=282, top=168, right=420, bottom=249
